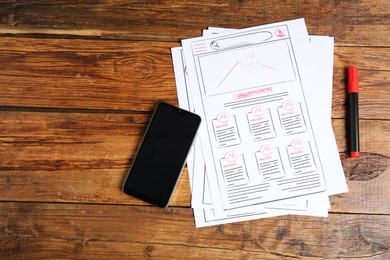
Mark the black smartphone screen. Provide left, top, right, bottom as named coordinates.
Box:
left=122, top=102, right=201, bottom=207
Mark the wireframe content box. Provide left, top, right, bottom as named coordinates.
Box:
left=199, top=41, right=296, bottom=96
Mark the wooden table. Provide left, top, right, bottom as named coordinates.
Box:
left=1, top=1, right=389, bottom=259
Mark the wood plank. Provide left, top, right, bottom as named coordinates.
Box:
left=0, top=169, right=192, bottom=207
left=331, top=153, right=390, bottom=214
left=0, top=37, right=389, bottom=119
left=2, top=113, right=389, bottom=166
left=0, top=0, right=389, bottom=46
left=332, top=119, right=390, bottom=156
left=0, top=110, right=191, bottom=206
left=1, top=111, right=389, bottom=214
left=0, top=1, right=388, bottom=259
left=333, top=47, right=390, bottom=119
left=1, top=155, right=389, bottom=214
left=1, top=202, right=389, bottom=259
left=0, top=111, right=148, bottom=171
left=0, top=38, right=179, bottom=112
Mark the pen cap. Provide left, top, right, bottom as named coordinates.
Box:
left=348, top=66, right=359, bottom=93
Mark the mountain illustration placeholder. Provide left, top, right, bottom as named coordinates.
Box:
left=199, top=41, right=296, bottom=96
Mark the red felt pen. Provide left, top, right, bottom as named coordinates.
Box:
left=347, top=66, right=360, bottom=158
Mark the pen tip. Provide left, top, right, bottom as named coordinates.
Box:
left=350, top=151, right=360, bottom=158
left=348, top=67, right=359, bottom=93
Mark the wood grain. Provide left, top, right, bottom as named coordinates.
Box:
left=0, top=37, right=389, bottom=118
left=0, top=0, right=389, bottom=46
left=0, top=38, right=179, bottom=111
left=0, top=169, right=192, bottom=207
left=0, top=0, right=389, bottom=258
left=1, top=202, right=389, bottom=259
left=1, top=111, right=389, bottom=214
left=0, top=112, right=388, bottom=167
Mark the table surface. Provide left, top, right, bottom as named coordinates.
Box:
left=1, top=1, right=389, bottom=259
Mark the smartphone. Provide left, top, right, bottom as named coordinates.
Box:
left=122, top=102, right=201, bottom=207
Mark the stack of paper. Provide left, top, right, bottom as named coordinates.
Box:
left=171, top=18, right=348, bottom=228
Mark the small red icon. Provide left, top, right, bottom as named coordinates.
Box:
left=252, top=105, right=264, bottom=117
left=275, top=28, right=286, bottom=38
left=260, top=144, right=273, bottom=155
left=282, top=100, right=295, bottom=110
left=225, top=151, right=238, bottom=162
left=217, top=112, right=229, bottom=123
left=291, top=138, right=304, bottom=150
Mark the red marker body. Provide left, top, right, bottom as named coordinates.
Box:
left=348, top=67, right=360, bottom=158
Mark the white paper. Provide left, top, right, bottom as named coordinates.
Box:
left=184, top=19, right=323, bottom=209
left=172, top=19, right=347, bottom=227
left=172, top=37, right=330, bottom=227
